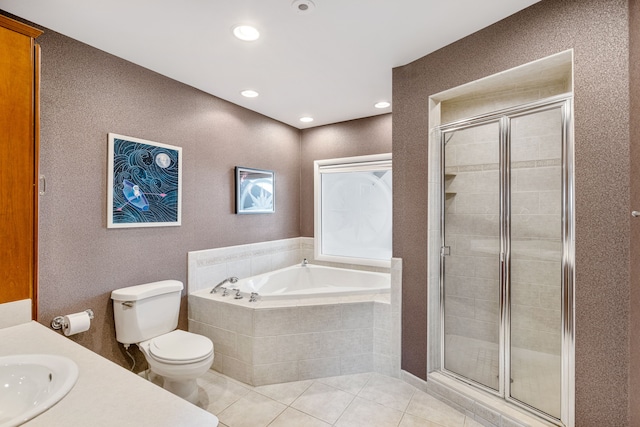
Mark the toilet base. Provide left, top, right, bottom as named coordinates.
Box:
left=161, top=376, right=200, bottom=404
left=136, top=337, right=213, bottom=406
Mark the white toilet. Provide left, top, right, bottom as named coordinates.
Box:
left=111, top=280, right=214, bottom=404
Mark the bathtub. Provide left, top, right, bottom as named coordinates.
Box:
left=228, top=264, right=390, bottom=299
left=188, top=262, right=394, bottom=386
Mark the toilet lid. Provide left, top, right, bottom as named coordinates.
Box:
left=148, top=330, right=213, bottom=363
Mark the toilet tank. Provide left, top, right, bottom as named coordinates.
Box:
left=111, top=280, right=183, bottom=345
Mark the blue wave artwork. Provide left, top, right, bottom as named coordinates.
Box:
left=111, top=138, right=180, bottom=225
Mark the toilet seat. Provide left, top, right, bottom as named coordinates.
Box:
left=147, top=330, right=213, bottom=364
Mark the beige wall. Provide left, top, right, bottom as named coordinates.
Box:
left=393, top=0, right=631, bottom=425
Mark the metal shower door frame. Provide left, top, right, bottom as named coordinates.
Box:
left=438, top=94, right=574, bottom=427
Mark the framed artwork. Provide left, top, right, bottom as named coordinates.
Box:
left=235, top=166, right=275, bottom=214
left=107, top=133, right=182, bottom=228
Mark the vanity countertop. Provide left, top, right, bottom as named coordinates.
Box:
left=0, top=321, right=219, bottom=427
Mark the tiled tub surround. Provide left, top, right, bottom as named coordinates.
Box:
left=188, top=237, right=390, bottom=295
left=187, top=240, right=401, bottom=386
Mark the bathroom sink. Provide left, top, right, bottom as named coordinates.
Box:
left=0, top=354, right=79, bottom=427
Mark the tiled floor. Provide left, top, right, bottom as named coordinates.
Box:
left=195, top=370, right=483, bottom=427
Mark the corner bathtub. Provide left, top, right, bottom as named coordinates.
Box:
left=229, top=264, right=390, bottom=299
left=189, top=264, right=392, bottom=386
left=188, top=263, right=393, bottom=385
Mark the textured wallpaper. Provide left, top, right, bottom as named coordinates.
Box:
left=393, top=0, right=632, bottom=424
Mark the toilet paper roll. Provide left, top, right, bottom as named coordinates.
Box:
left=63, top=311, right=91, bottom=336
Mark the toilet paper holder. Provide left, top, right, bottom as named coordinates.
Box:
left=51, top=309, right=95, bottom=330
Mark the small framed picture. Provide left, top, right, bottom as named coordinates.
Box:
left=235, top=166, right=275, bottom=214
left=107, top=133, right=182, bottom=228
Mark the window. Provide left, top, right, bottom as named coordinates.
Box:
left=314, top=153, right=392, bottom=267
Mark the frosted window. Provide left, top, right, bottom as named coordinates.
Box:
left=315, top=155, right=392, bottom=265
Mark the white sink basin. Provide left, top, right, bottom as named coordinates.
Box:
left=0, top=354, right=79, bottom=427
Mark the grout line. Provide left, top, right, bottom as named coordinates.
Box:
left=331, top=391, right=357, bottom=427
left=206, top=371, right=470, bottom=427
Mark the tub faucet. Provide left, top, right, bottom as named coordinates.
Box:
left=210, top=277, right=238, bottom=294
left=301, top=258, right=308, bottom=267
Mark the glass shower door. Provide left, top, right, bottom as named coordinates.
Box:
left=438, top=96, right=572, bottom=424
left=442, top=121, right=501, bottom=391
left=508, top=107, right=564, bottom=418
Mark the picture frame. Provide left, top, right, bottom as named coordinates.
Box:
left=107, top=133, right=182, bottom=228
left=235, top=166, right=275, bottom=214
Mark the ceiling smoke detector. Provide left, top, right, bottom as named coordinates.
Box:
left=292, top=0, right=316, bottom=14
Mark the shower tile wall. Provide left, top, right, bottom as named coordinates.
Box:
left=510, top=109, right=562, bottom=356
left=444, top=122, right=501, bottom=354
left=187, top=237, right=391, bottom=295
left=441, top=80, right=569, bottom=124
left=443, top=108, right=562, bottom=357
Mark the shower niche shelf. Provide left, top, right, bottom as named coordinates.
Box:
left=444, top=173, right=456, bottom=197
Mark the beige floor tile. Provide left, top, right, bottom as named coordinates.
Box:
left=218, top=391, right=286, bottom=427
left=208, top=369, right=255, bottom=390
left=335, top=396, right=404, bottom=427
left=399, top=413, right=445, bottom=427
left=198, top=371, right=524, bottom=427
left=317, top=372, right=373, bottom=394
left=357, top=373, right=416, bottom=412
left=464, top=417, right=485, bottom=427
left=405, top=391, right=466, bottom=427
left=197, top=370, right=252, bottom=414
left=269, top=407, right=331, bottom=427
left=291, top=382, right=356, bottom=424
left=253, top=379, right=314, bottom=405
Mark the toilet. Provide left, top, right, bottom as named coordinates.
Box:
left=111, top=280, right=213, bottom=404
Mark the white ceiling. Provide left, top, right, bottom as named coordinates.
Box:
left=0, top=0, right=542, bottom=129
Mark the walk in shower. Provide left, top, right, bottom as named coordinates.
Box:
left=431, top=92, right=574, bottom=425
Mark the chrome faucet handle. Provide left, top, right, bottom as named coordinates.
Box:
left=249, top=292, right=259, bottom=303
left=234, top=289, right=243, bottom=300
left=221, top=287, right=229, bottom=297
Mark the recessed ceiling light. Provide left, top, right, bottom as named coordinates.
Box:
left=233, top=25, right=260, bottom=41
left=374, top=101, right=391, bottom=109
left=300, top=116, right=314, bottom=123
left=241, top=90, right=259, bottom=98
